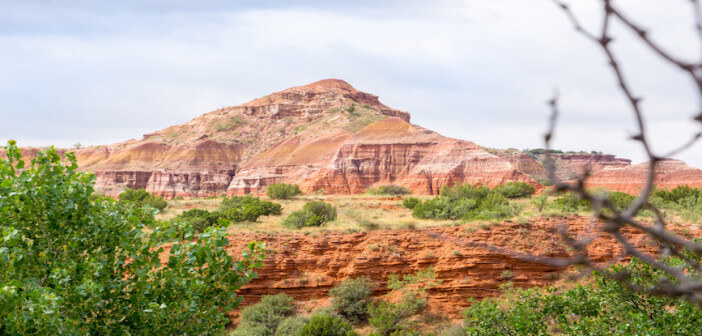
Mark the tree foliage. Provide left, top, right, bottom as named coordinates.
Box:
left=0, top=141, right=265, bottom=335
left=266, top=183, right=303, bottom=200
left=282, top=201, right=337, bottom=229
left=329, top=277, right=375, bottom=324
left=232, top=294, right=296, bottom=336
left=412, top=183, right=520, bottom=221
left=463, top=258, right=702, bottom=335
left=118, top=188, right=167, bottom=211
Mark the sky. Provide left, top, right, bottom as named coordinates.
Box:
left=1, top=0, right=700, bottom=167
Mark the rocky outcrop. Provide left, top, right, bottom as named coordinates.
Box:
left=40, top=79, right=543, bottom=198
left=584, top=159, right=702, bottom=194
left=200, top=215, right=663, bottom=320
left=493, top=150, right=632, bottom=181
left=301, top=118, right=538, bottom=194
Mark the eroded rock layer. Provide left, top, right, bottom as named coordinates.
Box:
left=585, top=159, right=702, bottom=194
left=204, top=216, right=661, bottom=320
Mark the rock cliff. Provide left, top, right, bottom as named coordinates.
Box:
left=40, top=79, right=542, bottom=197
left=177, top=215, right=663, bottom=321
left=584, top=159, right=702, bottom=194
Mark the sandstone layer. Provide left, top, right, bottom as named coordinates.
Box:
left=39, top=79, right=543, bottom=197
left=194, top=215, right=663, bottom=321
left=584, top=159, right=702, bottom=194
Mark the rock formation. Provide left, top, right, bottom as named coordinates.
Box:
left=53, top=79, right=541, bottom=197
left=170, top=215, right=665, bottom=321
left=584, top=159, right=702, bottom=194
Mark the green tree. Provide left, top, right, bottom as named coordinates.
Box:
left=266, top=183, right=303, bottom=200
left=299, top=314, right=357, bottom=336
left=329, top=277, right=375, bottom=324
left=0, top=141, right=265, bottom=335
left=232, top=294, right=296, bottom=336
left=118, top=188, right=168, bottom=211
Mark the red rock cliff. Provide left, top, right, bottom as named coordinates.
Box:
left=585, top=159, right=702, bottom=194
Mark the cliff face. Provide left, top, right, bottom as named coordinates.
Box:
left=493, top=150, right=632, bottom=182
left=34, top=79, right=543, bottom=197
left=188, top=216, right=660, bottom=320
left=70, top=79, right=412, bottom=197
left=585, top=159, right=702, bottom=194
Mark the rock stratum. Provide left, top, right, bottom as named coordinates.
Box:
left=5, top=79, right=702, bottom=196
left=166, top=215, right=669, bottom=321
left=61, top=79, right=545, bottom=197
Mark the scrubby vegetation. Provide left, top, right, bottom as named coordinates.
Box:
left=232, top=294, right=296, bottom=336
left=282, top=201, right=337, bottom=229
left=169, top=195, right=282, bottom=233
left=300, top=315, right=356, bottom=336
left=402, top=197, right=421, bottom=210
left=463, top=257, right=702, bottom=335
left=493, top=182, right=536, bottom=199
left=329, top=277, right=376, bottom=324
left=0, top=141, right=264, bottom=334
left=118, top=188, right=168, bottom=210
left=267, top=183, right=303, bottom=200
left=412, top=183, right=522, bottom=221
left=367, top=184, right=411, bottom=195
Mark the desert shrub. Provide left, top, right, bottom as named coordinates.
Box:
left=368, top=292, right=427, bottom=336
left=267, top=183, right=303, bottom=200
left=118, top=188, right=168, bottom=210
left=0, top=141, right=264, bottom=335
left=219, top=195, right=282, bottom=223
left=412, top=184, right=519, bottom=221
left=233, top=294, right=296, bottom=336
left=283, top=201, right=337, bottom=229
left=463, top=257, right=702, bottom=336
left=299, top=315, right=357, bottom=336
left=494, top=182, right=536, bottom=198
left=172, top=208, right=226, bottom=233
left=275, top=316, right=310, bottom=336
left=607, top=191, right=636, bottom=211
left=547, top=192, right=591, bottom=213
left=368, top=184, right=411, bottom=195
left=652, top=185, right=701, bottom=204
left=402, top=197, right=421, bottom=209
left=329, top=276, right=376, bottom=324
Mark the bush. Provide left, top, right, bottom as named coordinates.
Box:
left=412, top=184, right=519, bottom=221
left=607, top=191, right=636, bottom=211
left=275, top=316, right=310, bottom=336
left=172, top=208, right=226, bottom=233
left=494, top=182, right=536, bottom=199
left=329, top=277, right=376, bottom=324
left=233, top=294, right=296, bottom=336
left=267, top=183, right=303, bottom=200
left=283, top=201, right=337, bottom=229
left=300, top=315, right=357, bottom=336
left=368, top=185, right=411, bottom=195
left=402, top=197, right=420, bottom=210
left=547, top=192, right=591, bottom=213
left=368, top=292, right=427, bottom=336
left=118, top=188, right=168, bottom=210
left=220, top=195, right=282, bottom=223
left=463, top=258, right=702, bottom=336
left=652, top=185, right=701, bottom=204
left=0, top=141, right=264, bottom=334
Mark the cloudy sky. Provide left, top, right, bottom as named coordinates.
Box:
left=1, top=0, right=700, bottom=167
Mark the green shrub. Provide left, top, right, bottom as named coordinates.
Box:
left=283, top=201, right=337, bottom=229
left=547, top=192, right=591, bottom=213
left=300, top=315, right=357, bottom=336
left=233, top=294, right=296, bottom=336
left=402, top=197, right=421, bottom=209
left=652, top=185, right=701, bottom=204
left=607, top=191, right=636, bottom=211
left=0, top=141, right=264, bottom=335
left=368, top=185, right=411, bottom=195
left=118, top=188, right=168, bottom=210
left=172, top=208, right=226, bottom=233
left=329, top=277, right=376, bottom=324
left=275, top=316, right=309, bottom=336
left=368, top=292, right=427, bottom=336
left=219, top=195, right=282, bottom=223
left=463, top=258, right=702, bottom=336
left=412, top=184, right=519, bottom=221
left=267, top=183, right=303, bottom=200
left=494, top=182, right=536, bottom=198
